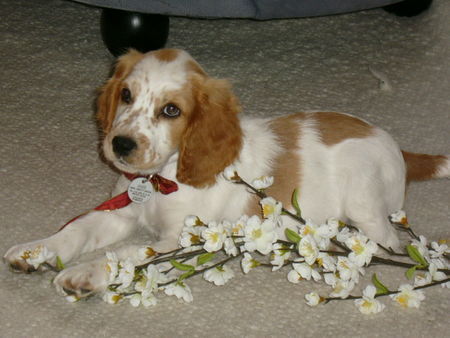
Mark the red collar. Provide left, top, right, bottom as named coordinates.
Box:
left=58, top=173, right=178, bottom=232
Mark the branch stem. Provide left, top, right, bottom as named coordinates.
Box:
left=325, top=278, right=450, bottom=303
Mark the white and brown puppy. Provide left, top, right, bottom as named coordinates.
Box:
left=4, top=49, right=449, bottom=297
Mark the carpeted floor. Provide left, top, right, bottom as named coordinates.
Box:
left=0, top=0, right=449, bottom=337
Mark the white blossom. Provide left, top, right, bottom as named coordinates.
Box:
left=184, top=215, right=204, bottom=227
left=441, top=281, right=450, bottom=289
left=429, top=257, right=448, bottom=270
left=228, top=215, right=248, bottom=237
left=224, top=238, right=238, bottom=256
left=299, top=219, right=317, bottom=237
left=389, top=210, right=408, bottom=225
left=336, top=257, right=365, bottom=283
left=222, top=216, right=247, bottom=238
left=345, top=233, right=378, bottom=267
left=413, top=272, right=432, bottom=287
left=329, top=278, right=356, bottom=299
left=336, top=227, right=352, bottom=243
left=135, top=265, right=168, bottom=293
left=102, top=290, right=124, bottom=304
left=241, top=252, right=260, bottom=274
left=323, top=272, right=357, bottom=299
left=116, top=258, right=136, bottom=290
left=203, top=265, right=234, bottom=286
left=105, top=251, right=119, bottom=284
left=305, top=292, right=322, bottom=307
left=428, top=262, right=447, bottom=282
left=430, top=241, right=449, bottom=259
left=223, top=165, right=240, bottom=181
left=243, top=216, right=278, bottom=255
left=411, top=235, right=429, bottom=259
left=354, top=285, right=385, bottom=314
left=202, top=222, right=227, bottom=252
left=390, top=284, right=425, bottom=308
left=317, top=252, right=337, bottom=272
left=299, top=219, right=333, bottom=250
left=287, top=269, right=301, bottom=284
left=324, top=218, right=341, bottom=237
left=129, top=289, right=157, bottom=307
left=270, top=243, right=291, bottom=271
left=288, top=262, right=321, bottom=282
left=21, top=245, right=55, bottom=269
left=251, top=176, right=274, bottom=190
left=164, top=282, right=193, bottom=303
left=65, top=295, right=79, bottom=303
left=260, top=197, right=282, bottom=221
left=324, top=273, right=338, bottom=287
left=298, top=235, right=319, bottom=265
left=180, top=225, right=204, bottom=248
left=316, top=220, right=339, bottom=241
left=137, top=246, right=158, bottom=261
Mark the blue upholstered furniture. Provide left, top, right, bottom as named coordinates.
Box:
left=73, top=0, right=403, bottom=19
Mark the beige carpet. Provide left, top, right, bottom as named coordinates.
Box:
left=1, top=0, right=449, bottom=337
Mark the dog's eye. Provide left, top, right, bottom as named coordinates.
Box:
left=121, top=88, right=132, bottom=104
left=161, top=104, right=181, bottom=118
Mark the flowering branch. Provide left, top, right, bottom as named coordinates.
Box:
left=227, top=169, right=306, bottom=225
left=21, top=168, right=449, bottom=313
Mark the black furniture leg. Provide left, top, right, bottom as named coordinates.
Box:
left=100, top=8, right=169, bottom=57
left=383, top=0, right=433, bottom=17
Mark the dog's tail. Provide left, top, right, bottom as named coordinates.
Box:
left=402, top=151, right=450, bottom=182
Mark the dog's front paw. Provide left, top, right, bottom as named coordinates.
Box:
left=53, top=261, right=109, bottom=298
left=3, top=241, right=56, bottom=273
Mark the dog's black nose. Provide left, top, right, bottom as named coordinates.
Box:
left=112, top=136, right=137, bottom=157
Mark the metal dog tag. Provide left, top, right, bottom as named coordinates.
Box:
left=128, top=177, right=154, bottom=203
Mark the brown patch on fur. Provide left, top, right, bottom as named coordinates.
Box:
left=116, top=108, right=143, bottom=130
left=314, top=112, right=374, bottom=145
left=128, top=133, right=152, bottom=166
left=96, top=49, right=144, bottom=134
left=176, top=75, right=243, bottom=188
left=402, top=151, right=447, bottom=183
left=152, top=48, right=180, bottom=63
left=244, top=194, right=263, bottom=218
left=186, top=60, right=207, bottom=77
left=245, top=113, right=305, bottom=216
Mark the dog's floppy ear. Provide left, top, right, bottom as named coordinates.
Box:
left=177, top=76, right=243, bottom=188
left=96, top=49, right=144, bottom=134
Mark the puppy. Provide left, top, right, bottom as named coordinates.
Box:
left=4, top=48, right=449, bottom=297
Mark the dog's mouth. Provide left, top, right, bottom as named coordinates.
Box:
left=107, top=146, right=165, bottom=176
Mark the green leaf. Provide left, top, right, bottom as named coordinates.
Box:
left=291, top=189, right=302, bottom=217
left=406, top=265, right=418, bottom=280
left=285, top=228, right=301, bottom=244
left=371, top=273, right=390, bottom=295
left=55, top=256, right=65, bottom=271
left=178, top=269, right=195, bottom=282
left=197, top=253, right=216, bottom=266
left=406, top=245, right=428, bottom=267
left=170, top=259, right=195, bottom=272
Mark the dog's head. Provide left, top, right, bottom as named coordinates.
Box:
left=97, top=49, right=242, bottom=188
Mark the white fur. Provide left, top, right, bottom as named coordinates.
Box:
left=436, top=155, right=450, bottom=178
